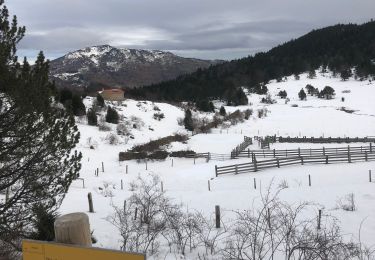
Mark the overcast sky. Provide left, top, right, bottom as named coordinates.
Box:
left=6, top=0, right=375, bottom=61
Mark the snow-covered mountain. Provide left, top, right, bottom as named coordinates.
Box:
left=49, top=45, right=221, bottom=91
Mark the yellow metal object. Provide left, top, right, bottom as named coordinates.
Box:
left=23, top=240, right=145, bottom=260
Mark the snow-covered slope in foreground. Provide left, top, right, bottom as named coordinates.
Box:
left=60, top=72, right=375, bottom=259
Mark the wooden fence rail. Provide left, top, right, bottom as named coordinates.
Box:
left=216, top=151, right=375, bottom=176
left=274, top=136, right=375, bottom=143
left=238, top=144, right=374, bottom=159
left=230, top=136, right=253, bottom=158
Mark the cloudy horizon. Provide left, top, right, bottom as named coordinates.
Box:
left=6, top=0, right=375, bottom=62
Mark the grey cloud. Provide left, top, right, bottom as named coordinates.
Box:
left=6, top=0, right=375, bottom=60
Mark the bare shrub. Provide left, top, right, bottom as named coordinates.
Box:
left=99, top=123, right=111, bottom=132
left=153, top=112, right=165, bottom=121
left=337, top=193, right=356, bottom=211
left=116, top=123, right=130, bottom=136
left=128, top=116, right=145, bottom=130
left=86, top=137, right=98, bottom=149
left=105, top=133, right=120, bottom=145
left=278, top=179, right=289, bottom=189
left=108, top=175, right=171, bottom=255
left=99, top=182, right=115, bottom=198
left=244, top=109, right=253, bottom=120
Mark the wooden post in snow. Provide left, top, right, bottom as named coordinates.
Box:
left=370, top=170, right=372, bottom=183
left=208, top=180, right=211, bottom=191
left=88, top=192, right=94, bottom=213
left=215, top=205, right=221, bottom=228
left=54, top=213, right=92, bottom=247
left=317, top=209, right=322, bottom=230
left=102, top=162, right=104, bottom=172
left=5, top=187, right=9, bottom=203
left=308, top=175, right=311, bottom=187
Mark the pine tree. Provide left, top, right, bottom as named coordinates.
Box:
left=71, top=94, right=86, bottom=116
left=308, top=68, right=316, bottom=79
left=219, top=106, right=226, bottom=116
left=105, top=106, right=119, bottom=124
left=87, top=108, right=98, bottom=126
left=298, top=88, right=307, bottom=100
left=96, top=93, right=105, bottom=107
left=340, top=67, right=352, bottom=81
left=183, top=109, right=194, bottom=131
left=278, top=90, right=287, bottom=98
left=0, top=1, right=81, bottom=251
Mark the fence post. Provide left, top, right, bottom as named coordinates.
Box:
left=317, top=209, right=322, bottom=230
left=326, top=155, right=329, bottom=164
left=365, top=151, right=368, bottom=161
left=300, top=156, right=304, bottom=165
left=277, top=158, right=280, bottom=168
left=161, top=181, right=164, bottom=192
left=207, top=152, right=211, bottom=163
left=308, top=175, right=311, bottom=187
left=5, top=187, right=9, bottom=203
left=370, top=143, right=373, bottom=153
left=370, top=170, right=372, bottom=183
left=253, top=178, right=257, bottom=189
left=171, top=159, right=174, bottom=167
left=134, top=207, right=138, bottom=220
left=88, top=192, right=94, bottom=213
left=208, top=180, right=211, bottom=191
left=121, top=179, right=123, bottom=190
left=215, top=165, right=218, bottom=177
left=54, top=213, right=92, bottom=247
left=235, top=165, right=238, bottom=175
left=126, top=165, right=128, bottom=174
left=146, top=160, right=148, bottom=170
left=254, top=156, right=258, bottom=172
left=323, top=147, right=325, bottom=156
left=215, top=205, right=221, bottom=228
left=298, top=148, right=301, bottom=157
left=273, top=149, right=276, bottom=158
left=102, top=162, right=104, bottom=172
left=348, top=146, right=351, bottom=163
left=248, top=149, right=250, bottom=158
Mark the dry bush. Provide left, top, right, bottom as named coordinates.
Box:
left=153, top=112, right=165, bottom=121
left=116, top=123, right=130, bottom=136
left=336, top=193, right=356, bottom=211
left=257, top=107, right=269, bottom=118
left=130, top=134, right=188, bottom=153
left=105, top=133, right=120, bottom=145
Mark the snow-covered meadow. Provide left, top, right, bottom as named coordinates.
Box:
left=60, top=72, right=375, bottom=259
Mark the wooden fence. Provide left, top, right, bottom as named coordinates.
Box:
left=266, top=136, right=375, bottom=144
left=215, top=151, right=375, bottom=176
left=186, top=152, right=233, bottom=161
left=230, top=136, right=253, bottom=158
left=237, top=144, right=374, bottom=159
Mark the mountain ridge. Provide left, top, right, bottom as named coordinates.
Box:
left=49, top=45, right=222, bottom=92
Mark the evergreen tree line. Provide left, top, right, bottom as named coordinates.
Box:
left=0, top=0, right=81, bottom=255
left=127, top=21, right=375, bottom=106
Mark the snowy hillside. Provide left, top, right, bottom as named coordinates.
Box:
left=60, top=72, right=375, bottom=259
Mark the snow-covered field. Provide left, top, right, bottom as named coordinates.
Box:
left=60, top=72, right=375, bottom=258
